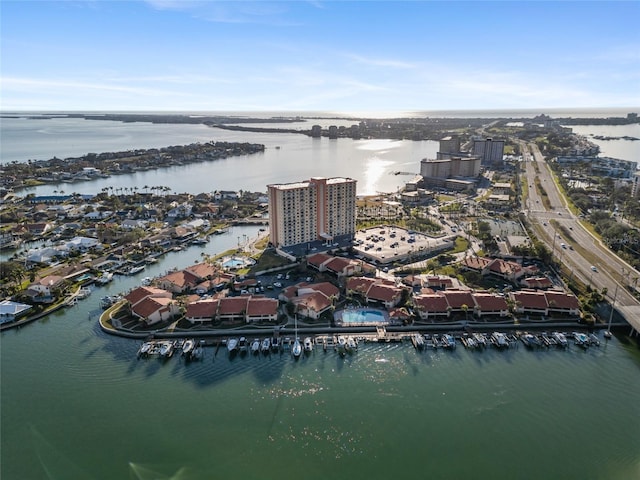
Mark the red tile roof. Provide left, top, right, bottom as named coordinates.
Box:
left=462, top=257, right=492, bottom=270
left=158, top=270, right=201, bottom=289
left=185, top=299, right=219, bottom=319
left=442, top=290, right=475, bottom=309
left=511, top=290, right=548, bottom=309
left=324, top=257, right=353, bottom=273
left=544, top=291, right=580, bottom=310
left=294, top=291, right=332, bottom=313
left=217, top=297, right=249, bottom=315
left=414, top=294, right=450, bottom=312
left=246, top=297, right=278, bottom=317
left=366, top=283, right=402, bottom=303
left=473, top=293, right=509, bottom=312
left=307, top=253, right=332, bottom=268
left=132, top=296, right=173, bottom=319
left=124, top=286, right=170, bottom=306
left=184, top=262, right=218, bottom=280
left=346, top=277, right=377, bottom=295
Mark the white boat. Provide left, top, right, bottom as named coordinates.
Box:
left=292, top=338, right=302, bottom=358
left=238, top=337, right=248, bottom=353
left=337, top=335, right=347, bottom=354
left=95, top=272, right=113, bottom=285
left=127, top=265, right=145, bottom=275
left=473, top=333, right=487, bottom=348
left=159, top=341, right=174, bottom=357
left=261, top=338, right=271, bottom=353
left=270, top=337, right=280, bottom=351
left=182, top=339, right=195, bottom=355
left=138, top=342, right=153, bottom=356
left=552, top=331, right=568, bottom=347
left=141, top=277, right=153, bottom=286
left=588, top=333, right=600, bottom=346
left=227, top=337, right=238, bottom=353
left=491, top=332, right=508, bottom=349
left=346, top=336, right=357, bottom=352
left=303, top=337, right=313, bottom=353
left=442, top=334, right=456, bottom=349
left=76, top=287, right=92, bottom=299
left=251, top=338, right=261, bottom=354
left=604, top=330, right=612, bottom=339
left=573, top=332, right=589, bottom=348
left=100, top=295, right=121, bottom=309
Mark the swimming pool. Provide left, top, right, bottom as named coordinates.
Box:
left=219, top=256, right=255, bottom=269
left=335, top=308, right=390, bottom=326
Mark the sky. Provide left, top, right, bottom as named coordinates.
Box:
left=1, top=0, right=639, bottom=113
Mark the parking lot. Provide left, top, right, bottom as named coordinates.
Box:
left=352, top=226, right=455, bottom=265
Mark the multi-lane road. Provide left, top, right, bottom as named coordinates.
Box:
left=521, top=142, right=640, bottom=331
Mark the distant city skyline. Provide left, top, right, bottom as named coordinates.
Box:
left=1, top=1, right=639, bottom=113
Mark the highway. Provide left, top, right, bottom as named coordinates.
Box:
left=521, top=142, right=640, bottom=332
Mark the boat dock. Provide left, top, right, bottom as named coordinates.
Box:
left=134, top=329, right=603, bottom=362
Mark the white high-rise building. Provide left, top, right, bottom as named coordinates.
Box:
left=267, top=177, right=357, bottom=248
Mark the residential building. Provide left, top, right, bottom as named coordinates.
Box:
left=472, top=138, right=505, bottom=167
left=267, top=177, right=357, bottom=248
left=0, top=300, right=32, bottom=324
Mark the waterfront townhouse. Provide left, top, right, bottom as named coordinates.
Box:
left=217, top=297, right=249, bottom=324
left=267, top=177, right=357, bottom=249
left=544, top=290, right=581, bottom=316
left=472, top=293, right=510, bottom=318
left=185, top=299, right=219, bottom=324
left=509, top=290, right=549, bottom=316
left=245, top=297, right=279, bottom=323
left=124, top=286, right=173, bottom=308
left=364, top=283, right=405, bottom=309
left=441, top=290, right=476, bottom=316
left=307, top=253, right=364, bottom=278
left=413, top=293, right=451, bottom=320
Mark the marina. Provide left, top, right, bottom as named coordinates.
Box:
left=132, top=329, right=607, bottom=363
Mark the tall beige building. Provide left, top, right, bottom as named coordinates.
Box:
left=267, top=177, right=357, bottom=248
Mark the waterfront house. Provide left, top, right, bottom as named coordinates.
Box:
left=26, top=275, right=66, bottom=303
left=124, top=286, right=172, bottom=308
left=281, top=282, right=339, bottom=320
left=0, top=300, right=32, bottom=324
left=130, top=296, right=179, bottom=325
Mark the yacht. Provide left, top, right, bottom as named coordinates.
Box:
left=227, top=337, right=239, bottom=353
left=159, top=341, right=174, bottom=358
left=251, top=338, right=261, bottom=354
left=182, top=339, right=195, bottom=356
left=138, top=342, right=153, bottom=357
left=127, top=265, right=145, bottom=275
left=141, top=277, right=153, bottom=286
left=491, top=332, right=509, bottom=349
left=303, top=337, right=314, bottom=353
left=238, top=337, right=248, bottom=353
left=573, top=332, right=589, bottom=348
left=346, top=336, right=357, bottom=352
left=336, top=336, right=347, bottom=354
left=552, top=331, right=568, bottom=347
left=441, top=334, right=456, bottom=349
left=292, top=338, right=302, bottom=358
left=261, top=337, right=271, bottom=353
left=95, top=272, right=113, bottom=285
left=588, top=333, right=600, bottom=346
